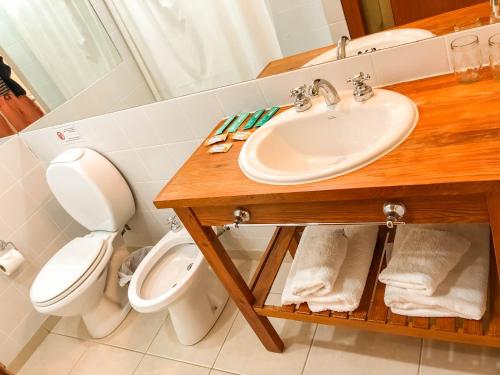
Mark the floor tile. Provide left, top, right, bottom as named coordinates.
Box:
left=52, top=310, right=166, bottom=353
left=303, top=325, right=421, bottom=375
left=148, top=299, right=238, bottom=367
left=209, top=370, right=237, bottom=375
left=94, top=310, right=166, bottom=352
left=133, top=355, right=210, bottom=375
left=419, top=339, right=500, bottom=375
left=233, top=259, right=259, bottom=283
left=18, top=334, right=88, bottom=375
left=69, top=344, right=143, bottom=375
left=214, top=294, right=316, bottom=375
left=51, top=316, right=92, bottom=340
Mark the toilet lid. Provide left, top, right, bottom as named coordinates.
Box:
left=31, top=237, right=105, bottom=304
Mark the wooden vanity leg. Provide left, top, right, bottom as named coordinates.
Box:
left=487, top=194, right=500, bottom=281
left=175, top=207, right=285, bottom=353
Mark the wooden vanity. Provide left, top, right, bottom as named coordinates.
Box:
left=155, top=73, right=500, bottom=351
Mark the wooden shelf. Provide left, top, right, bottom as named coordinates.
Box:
left=250, top=226, right=500, bottom=348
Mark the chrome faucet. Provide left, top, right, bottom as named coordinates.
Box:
left=308, top=78, right=341, bottom=107
left=336, top=35, right=350, bottom=60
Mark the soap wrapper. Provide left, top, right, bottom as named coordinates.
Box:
left=208, top=143, right=233, bottom=153
left=205, top=133, right=228, bottom=146
left=232, top=131, right=251, bottom=141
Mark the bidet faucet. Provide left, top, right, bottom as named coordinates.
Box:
left=167, top=215, right=183, bottom=232
left=336, top=35, right=350, bottom=60
left=308, top=78, right=341, bottom=107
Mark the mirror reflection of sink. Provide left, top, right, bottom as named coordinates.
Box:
left=239, top=90, right=418, bottom=185
left=303, top=28, right=435, bottom=67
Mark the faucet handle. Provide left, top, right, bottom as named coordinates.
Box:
left=347, top=72, right=371, bottom=86
left=290, top=84, right=312, bottom=112
left=347, top=72, right=374, bottom=102
left=290, top=84, right=308, bottom=98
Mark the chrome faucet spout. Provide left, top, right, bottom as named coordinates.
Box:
left=336, top=35, right=350, bottom=60
left=309, top=79, right=341, bottom=107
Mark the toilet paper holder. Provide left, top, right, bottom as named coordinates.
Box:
left=0, top=240, right=24, bottom=276
left=0, top=240, right=16, bottom=252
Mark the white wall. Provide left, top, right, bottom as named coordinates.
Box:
left=267, top=0, right=349, bottom=56
left=25, top=59, right=155, bottom=131
left=0, top=136, right=83, bottom=366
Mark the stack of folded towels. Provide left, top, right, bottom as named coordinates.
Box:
left=281, top=225, right=379, bottom=312
left=379, top=224, right=490, bottom=320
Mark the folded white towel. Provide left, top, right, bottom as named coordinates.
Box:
left=384, top=224, right=489, bottom=320
left=282, top=225, right=379, bottom=312
left=379, top=227, right=471, bottom=296
left=290, top=226, right=348, bottom=297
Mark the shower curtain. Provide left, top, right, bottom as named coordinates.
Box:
left=0, top=0, right=121, bottom=108
left=110, top=0, right=282, bottom=99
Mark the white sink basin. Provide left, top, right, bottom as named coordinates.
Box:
left=303, top=28, right=434, bottom=67
left=239, top=89, right=418, bottom=185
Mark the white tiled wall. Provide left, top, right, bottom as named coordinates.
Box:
left=0, top=137, right=78, bottom=366
left=267, top=0, right=349, bottom=56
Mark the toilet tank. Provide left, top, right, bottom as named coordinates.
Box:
left=46, top=148, right=135, bottom=232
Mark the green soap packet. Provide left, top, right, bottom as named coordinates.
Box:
left=255, top=106, right=280, bottom=128
left=227, top=112, right=250, bottom=133
left=215, top=115, right=236, bottom=135
left=243, top=109, right=265, bottom=130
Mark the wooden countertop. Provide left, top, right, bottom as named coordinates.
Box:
left=258, top=2, right=491, bottom=78
left=155, top=72, right=500, bottom=209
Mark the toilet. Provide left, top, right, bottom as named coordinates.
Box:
left=128, top=223, right=229, bottom=345
left=30, top=148, right=136, bottom=338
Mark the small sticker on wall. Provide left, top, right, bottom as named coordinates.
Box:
left=54, top=124, right=83, bottom=144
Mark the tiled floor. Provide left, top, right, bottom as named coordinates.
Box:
left=18, top=261, right=500, bottom=375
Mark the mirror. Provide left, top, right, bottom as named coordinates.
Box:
left=0, top=0, right=494, bottom=138
left=0, top=0, right=123, bottom=135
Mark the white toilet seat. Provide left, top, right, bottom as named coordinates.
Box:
left=129, top=229, right=205, bottom=313
left=31, top=232, right=117, bottom=312
left=31, top=237, right=106, bottom=306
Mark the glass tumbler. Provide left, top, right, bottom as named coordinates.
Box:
left=450, top=35, right=482, bottom=83
left=489, top=33, right=500, bottom=80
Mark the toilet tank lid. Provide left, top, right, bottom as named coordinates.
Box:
left=30, top=237, right=104, bottom=304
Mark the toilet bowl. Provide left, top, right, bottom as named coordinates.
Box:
left=30, top=148, right=136, bottom=338
left=129, top=227, right=229, bottom=345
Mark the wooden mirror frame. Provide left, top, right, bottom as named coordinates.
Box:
left=341, top=0, right=487, bottom=39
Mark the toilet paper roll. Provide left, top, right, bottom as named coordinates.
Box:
left=0, top=249, right=25, bottom=276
